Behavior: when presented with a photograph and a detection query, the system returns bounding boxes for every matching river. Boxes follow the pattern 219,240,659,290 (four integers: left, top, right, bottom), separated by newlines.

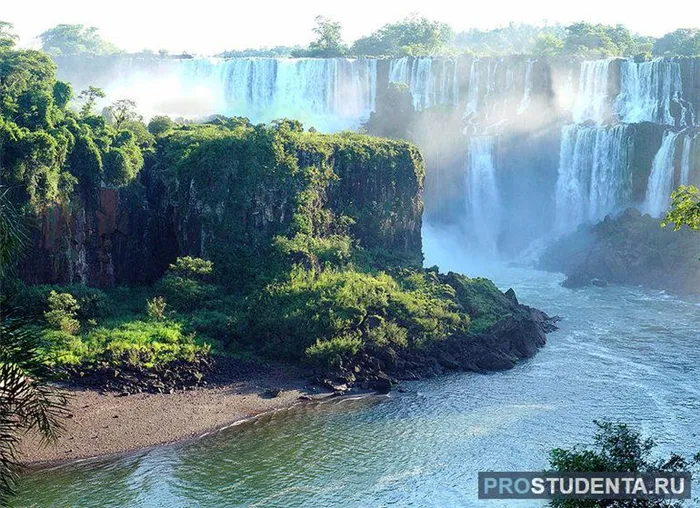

13,224,700,507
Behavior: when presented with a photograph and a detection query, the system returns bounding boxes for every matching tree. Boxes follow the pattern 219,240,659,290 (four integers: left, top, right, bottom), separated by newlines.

307,16,345,57
654,29,700,56
662,185,700,231
533,33,565,56
147,115,175,136
78,86,105,117
38,24,119,56
351,14,453,57
548,421,700,508
0,21,17,49
104,99,141,130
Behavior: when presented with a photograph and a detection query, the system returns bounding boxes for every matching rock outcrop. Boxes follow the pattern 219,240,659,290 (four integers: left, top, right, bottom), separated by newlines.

540,207,700,295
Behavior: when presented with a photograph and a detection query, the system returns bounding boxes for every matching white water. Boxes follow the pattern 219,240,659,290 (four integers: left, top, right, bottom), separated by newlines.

465,136,501,253
105,57,378,131
680,133,697,185
644,131,681,217
555,124,631,232
387,57,458,110
572,60,612,124
517,59,534,115
617,59,687,126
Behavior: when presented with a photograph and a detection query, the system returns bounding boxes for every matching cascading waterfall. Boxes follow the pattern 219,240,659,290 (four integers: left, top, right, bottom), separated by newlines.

572,60,612,124
616,59,689,127
680,134,695,185
555,124,631,232
517,59,535,114
387,57,458,110
464,59,481,118
644,131,681,217
104,57,379,131
465,136,501,253
53,54,700,256
463,58,538,128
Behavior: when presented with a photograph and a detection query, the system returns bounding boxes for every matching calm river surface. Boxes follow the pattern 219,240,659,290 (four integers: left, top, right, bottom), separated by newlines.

14,225,700,507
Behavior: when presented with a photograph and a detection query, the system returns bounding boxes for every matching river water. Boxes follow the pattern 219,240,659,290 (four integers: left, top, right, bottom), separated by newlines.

14,224,700,507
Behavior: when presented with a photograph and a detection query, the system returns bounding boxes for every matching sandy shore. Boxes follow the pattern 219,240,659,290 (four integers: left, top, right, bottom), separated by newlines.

20,369,321,465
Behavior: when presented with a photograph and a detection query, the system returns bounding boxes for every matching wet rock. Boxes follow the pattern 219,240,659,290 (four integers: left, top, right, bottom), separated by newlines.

372,372,394,393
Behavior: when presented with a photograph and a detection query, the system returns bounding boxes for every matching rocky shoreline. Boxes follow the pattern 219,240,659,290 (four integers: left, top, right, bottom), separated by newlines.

22,287,556,466
313,292,557,394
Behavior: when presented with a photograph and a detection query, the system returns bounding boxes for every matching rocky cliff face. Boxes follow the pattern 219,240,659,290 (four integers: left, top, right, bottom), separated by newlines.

20,127,425,287
540,208,700,295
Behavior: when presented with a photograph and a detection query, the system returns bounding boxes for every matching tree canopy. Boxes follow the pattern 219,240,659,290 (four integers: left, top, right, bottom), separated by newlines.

0,47,143,212
215,16,698,58
306,16,346,57
38,24,120,56
351,14,453,56
653,28,700,56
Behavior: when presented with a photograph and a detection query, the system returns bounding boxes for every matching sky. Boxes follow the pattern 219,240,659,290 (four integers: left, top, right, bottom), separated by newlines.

4,0,698,55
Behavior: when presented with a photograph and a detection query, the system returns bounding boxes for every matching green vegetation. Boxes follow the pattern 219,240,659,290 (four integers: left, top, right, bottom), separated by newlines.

663,185,700,231
213,16,697,58
0,40,526,380
548,421,700,507
350,14,453,57
0,174,67,504
3,17,698,59
0,46,144,214
304,16,346,57
653,29,700,57
38,24,120,56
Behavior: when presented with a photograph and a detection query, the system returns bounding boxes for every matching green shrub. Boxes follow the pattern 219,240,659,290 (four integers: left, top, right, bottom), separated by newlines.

146,296,167,321
305,333,363,367
169,256,213,280
244,266,468,360
155,274,218,312
366,319,408,348
187,310,237,342
42,319,210,368
16,284,111,319
44,291,80,334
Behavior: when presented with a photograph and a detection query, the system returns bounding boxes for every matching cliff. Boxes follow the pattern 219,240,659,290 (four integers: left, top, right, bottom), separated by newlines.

20,123,425,287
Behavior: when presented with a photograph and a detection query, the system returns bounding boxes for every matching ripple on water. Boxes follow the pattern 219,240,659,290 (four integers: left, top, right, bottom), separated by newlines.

13,264,700,508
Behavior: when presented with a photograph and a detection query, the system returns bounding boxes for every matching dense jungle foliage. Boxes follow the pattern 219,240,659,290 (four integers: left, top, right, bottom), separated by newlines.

0,41,512,377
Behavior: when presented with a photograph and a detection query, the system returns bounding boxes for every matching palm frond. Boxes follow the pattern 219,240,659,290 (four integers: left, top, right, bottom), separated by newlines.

0,188,28,278
0,305,68,504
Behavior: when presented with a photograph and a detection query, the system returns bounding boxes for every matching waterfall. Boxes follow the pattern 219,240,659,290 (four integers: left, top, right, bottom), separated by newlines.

464,59,481,118
680,134,695,185
572,60,612,124
463,58,537,129
617,59,686,127
465,136,501,252
644,131,681,217
517,59,535,114
99,57,379,131
387,57,458,110
555,124,631,232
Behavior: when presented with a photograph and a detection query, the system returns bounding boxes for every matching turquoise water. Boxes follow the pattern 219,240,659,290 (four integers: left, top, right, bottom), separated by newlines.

13,226,700,507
